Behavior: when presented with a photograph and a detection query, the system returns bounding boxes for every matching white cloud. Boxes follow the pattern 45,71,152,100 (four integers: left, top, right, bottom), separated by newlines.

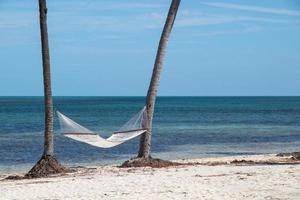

197,25,261,37
205,2,300,16
176,14,294,27
52,1,165,12
1,1,299,44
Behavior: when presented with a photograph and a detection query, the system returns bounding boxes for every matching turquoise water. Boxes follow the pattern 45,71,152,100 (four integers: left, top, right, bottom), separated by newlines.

0,96,300,174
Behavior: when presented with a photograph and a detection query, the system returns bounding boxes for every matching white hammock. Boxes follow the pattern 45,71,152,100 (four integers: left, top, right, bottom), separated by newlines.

57,107,147,148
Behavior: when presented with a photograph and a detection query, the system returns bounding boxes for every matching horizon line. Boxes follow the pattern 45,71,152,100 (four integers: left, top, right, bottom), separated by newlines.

0,95,300,98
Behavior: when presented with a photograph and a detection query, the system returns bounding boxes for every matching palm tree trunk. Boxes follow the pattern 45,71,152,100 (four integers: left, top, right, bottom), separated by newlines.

138,0,181,158
26,0,65,178
39,0,54,156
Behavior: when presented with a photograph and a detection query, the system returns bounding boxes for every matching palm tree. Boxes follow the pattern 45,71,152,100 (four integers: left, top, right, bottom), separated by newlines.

138,0,181,158
26,0,65,178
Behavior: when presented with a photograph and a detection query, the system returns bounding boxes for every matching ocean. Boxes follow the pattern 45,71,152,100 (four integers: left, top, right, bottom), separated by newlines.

0,96,300,174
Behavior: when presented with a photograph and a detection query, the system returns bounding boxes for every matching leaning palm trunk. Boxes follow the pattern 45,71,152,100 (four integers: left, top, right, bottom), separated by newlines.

26,0,65,178
138,0,181,158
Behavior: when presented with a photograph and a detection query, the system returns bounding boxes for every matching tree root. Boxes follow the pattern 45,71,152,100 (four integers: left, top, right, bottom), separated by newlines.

120,157,182,168
25,155,67,178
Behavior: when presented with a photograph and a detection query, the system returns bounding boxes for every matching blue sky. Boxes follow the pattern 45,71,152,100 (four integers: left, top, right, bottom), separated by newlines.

0,0,300,96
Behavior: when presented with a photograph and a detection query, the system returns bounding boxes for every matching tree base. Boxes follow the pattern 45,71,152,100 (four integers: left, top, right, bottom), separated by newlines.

25,155,67,178
120,157,182,168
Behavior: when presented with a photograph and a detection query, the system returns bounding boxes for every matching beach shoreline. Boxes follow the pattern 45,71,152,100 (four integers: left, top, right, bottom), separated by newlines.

1,154,300,199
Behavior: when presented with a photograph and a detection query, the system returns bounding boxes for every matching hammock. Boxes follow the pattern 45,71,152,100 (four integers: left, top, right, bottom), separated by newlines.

57,107,147,148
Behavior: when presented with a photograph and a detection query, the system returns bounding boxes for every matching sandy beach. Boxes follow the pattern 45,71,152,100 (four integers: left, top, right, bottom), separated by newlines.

1,154,300,200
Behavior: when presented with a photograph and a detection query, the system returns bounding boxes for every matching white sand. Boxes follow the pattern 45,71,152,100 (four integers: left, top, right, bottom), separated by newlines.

1,154,300,200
